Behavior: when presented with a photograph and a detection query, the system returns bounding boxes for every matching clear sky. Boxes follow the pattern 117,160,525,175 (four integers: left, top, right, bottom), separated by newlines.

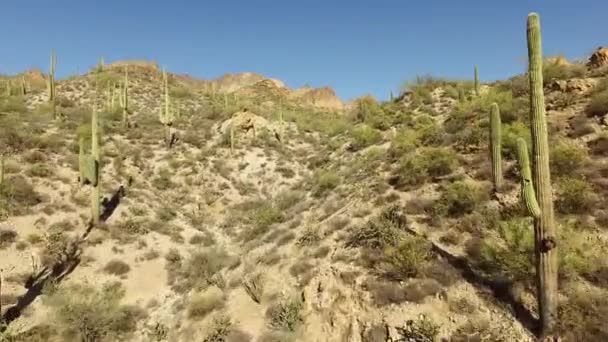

0,1,605,101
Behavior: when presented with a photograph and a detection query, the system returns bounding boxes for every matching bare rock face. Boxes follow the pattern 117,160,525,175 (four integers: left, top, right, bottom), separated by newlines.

588,47,608,68
291,86,344,110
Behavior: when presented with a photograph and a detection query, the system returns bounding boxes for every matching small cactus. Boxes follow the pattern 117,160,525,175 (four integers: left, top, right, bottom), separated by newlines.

490,103,503,192
474,65,480,96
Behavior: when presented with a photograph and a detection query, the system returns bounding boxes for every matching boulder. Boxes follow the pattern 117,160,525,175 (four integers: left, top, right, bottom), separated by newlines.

588,47,608,68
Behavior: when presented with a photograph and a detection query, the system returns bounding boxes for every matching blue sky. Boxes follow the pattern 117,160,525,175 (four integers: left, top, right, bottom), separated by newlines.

0,1,605,101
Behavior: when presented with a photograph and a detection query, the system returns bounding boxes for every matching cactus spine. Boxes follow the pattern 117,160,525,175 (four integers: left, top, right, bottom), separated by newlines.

91,108,100,225
48,49,57,119
490,103,503,192
516,13,557,336
121,67,129,127
474,65,479,96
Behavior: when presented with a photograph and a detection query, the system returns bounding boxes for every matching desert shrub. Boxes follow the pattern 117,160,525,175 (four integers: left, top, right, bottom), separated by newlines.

170,247,231,292
586,89,608,117
350,124,382,151
202,315,251,342
347,205,406,249
388,129,419,160
502,121,531,159
364,279,407,305
550,138,588,176
542,58,586,85
392,148,458,189
558,289,608,341
246,201,283,239
267,296,304,332
311,169,340,197
396,316,440,342
43,282,144,341
188,286,225,319
103,260,131,276
0,228,17,248
383,234,432,279
433,181,489,218
0,175,43,218
555,176,598,214
475,217,534,283
296,226,321,246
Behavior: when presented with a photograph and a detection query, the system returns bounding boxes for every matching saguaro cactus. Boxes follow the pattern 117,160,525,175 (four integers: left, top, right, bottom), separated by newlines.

160,68,176,147
490,103,503,192
21,76,27,96
90,109,101,225
474,65,480,96
516,13,558,336
48,49,57,119
0,154,4,186
121,67,129,127
5,80,10,97
78,110,101,225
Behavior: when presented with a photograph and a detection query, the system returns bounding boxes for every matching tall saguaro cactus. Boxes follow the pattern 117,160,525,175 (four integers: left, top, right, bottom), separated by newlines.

48,49,57,119
516,13,558,336
0,154,4,186
474,65,480,96
78,110,101,225
160,68,175,147
490,103,502,192
121,67,129,127
90,109,101,225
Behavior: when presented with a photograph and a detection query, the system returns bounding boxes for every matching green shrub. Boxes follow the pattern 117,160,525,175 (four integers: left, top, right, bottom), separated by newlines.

347,206,406,249
555,177,598,214
543,58,586,85
311,169,340,197
502,121,531,159
103,260,131,276
433,181,488,218
188,286,225,319
586,90,608,117
383,234,432,280
267,296,304,332
550,139,588,176
170,247,231,292
388,129,419,160
397,316,440,342
350,125,382,151
43,282,144,341
392,148,458,189
476,217,535,283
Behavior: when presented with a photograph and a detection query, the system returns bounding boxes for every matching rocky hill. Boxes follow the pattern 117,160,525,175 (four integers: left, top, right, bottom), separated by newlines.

1,36,608,342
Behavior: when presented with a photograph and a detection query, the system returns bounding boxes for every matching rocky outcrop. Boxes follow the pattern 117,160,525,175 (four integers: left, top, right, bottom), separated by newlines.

588,47,608,68
549,78,598,94
291,86,344,110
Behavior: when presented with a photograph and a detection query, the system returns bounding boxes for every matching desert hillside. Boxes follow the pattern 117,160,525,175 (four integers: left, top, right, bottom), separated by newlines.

1,39,608,342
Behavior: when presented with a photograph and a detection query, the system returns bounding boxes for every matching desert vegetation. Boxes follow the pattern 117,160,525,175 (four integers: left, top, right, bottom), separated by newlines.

1,11,607,342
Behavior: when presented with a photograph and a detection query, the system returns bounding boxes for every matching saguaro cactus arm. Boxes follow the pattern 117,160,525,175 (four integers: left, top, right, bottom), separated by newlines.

516,138,541,218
